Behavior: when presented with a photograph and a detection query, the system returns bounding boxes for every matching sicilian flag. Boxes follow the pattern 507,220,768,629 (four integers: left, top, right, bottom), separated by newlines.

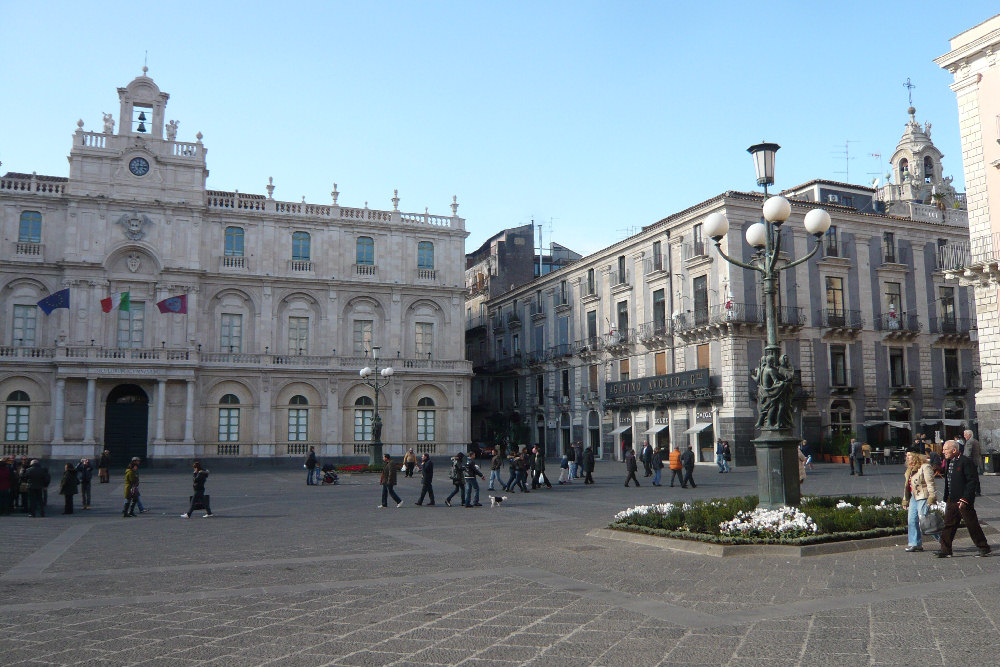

101,292,130,313
156,294,188,314
37,288,70,315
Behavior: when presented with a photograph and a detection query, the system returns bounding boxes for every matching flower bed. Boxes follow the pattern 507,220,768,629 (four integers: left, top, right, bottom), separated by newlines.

336,464,383,473
610,495,913,545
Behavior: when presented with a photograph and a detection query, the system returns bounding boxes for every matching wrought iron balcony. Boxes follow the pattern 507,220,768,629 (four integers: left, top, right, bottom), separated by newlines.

930,317,976,335
637,320,671,341
819,308,863,329
875,312,920,333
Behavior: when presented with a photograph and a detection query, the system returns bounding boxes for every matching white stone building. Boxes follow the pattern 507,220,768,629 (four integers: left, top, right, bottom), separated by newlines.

0,70,471,463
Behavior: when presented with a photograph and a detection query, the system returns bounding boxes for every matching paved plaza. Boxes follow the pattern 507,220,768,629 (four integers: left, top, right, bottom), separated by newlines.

2,460,1000,666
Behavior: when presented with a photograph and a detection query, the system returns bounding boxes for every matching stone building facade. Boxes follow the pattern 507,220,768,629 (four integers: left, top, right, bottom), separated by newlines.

471,116,976,466
937,14,1000,449
0,71,471,463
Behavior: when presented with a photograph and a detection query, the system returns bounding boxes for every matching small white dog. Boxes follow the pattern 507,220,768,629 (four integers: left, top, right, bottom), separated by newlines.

490,495,508,508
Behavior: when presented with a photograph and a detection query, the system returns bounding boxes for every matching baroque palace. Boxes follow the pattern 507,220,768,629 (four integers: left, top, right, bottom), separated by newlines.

0,70,471,462
469,108,978,467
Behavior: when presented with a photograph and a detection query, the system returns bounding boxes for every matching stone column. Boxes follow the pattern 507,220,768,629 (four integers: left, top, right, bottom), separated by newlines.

155,380,166,442
84,378,96,443
52,378,66,443
184,380,195,443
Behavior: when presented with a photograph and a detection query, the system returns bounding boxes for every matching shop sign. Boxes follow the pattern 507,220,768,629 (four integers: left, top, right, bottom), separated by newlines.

605,369,710,402
696,411,713,420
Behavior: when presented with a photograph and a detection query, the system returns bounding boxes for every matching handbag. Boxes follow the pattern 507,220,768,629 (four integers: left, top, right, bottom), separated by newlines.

128,485,140,500
919,511,944,535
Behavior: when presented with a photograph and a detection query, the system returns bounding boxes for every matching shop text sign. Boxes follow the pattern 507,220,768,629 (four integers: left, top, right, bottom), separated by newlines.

606,369,710,400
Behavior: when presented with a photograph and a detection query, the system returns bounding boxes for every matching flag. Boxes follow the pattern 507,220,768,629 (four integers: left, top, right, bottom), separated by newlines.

37,288,70,315
101,292,130,313
156,294,188,314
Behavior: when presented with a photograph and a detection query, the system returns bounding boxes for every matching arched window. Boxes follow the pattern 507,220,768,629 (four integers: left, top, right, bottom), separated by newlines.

898,158,909,183
417,241,434,270
18,211,42,243
292,231,311,261
417,397,435,441
218,394,240,441
354,395,374,441
356,236,374,266
830,399,852,436
288,395,308,441
4,390,30,442
224,227,245,257
923,156,934,183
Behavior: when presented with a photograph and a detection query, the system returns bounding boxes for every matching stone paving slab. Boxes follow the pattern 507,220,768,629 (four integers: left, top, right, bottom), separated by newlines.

2,462,1000,665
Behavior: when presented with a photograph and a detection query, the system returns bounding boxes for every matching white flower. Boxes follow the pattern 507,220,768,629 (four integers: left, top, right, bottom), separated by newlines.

836,501,855,509
719,506,818,537
613,503,676,523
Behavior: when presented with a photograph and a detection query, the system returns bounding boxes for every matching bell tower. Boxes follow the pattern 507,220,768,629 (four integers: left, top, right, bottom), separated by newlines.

117,66,170,138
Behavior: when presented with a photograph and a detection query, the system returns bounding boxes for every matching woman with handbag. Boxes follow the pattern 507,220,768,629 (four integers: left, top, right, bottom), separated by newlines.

902,451,938,552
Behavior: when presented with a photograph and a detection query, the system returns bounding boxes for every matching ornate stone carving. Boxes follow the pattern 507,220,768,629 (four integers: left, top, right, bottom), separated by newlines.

102,113,115,134
116,211,153,240
165,120,178,141
127,253,142,273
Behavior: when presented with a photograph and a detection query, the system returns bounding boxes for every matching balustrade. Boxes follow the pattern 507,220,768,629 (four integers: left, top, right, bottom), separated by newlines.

417,268,437,280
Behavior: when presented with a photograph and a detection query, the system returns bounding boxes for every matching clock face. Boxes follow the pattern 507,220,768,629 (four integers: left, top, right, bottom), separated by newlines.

129,157,150,176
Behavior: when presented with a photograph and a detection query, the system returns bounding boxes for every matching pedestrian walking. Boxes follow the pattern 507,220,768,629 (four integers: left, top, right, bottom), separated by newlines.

532,446,551,489
98,449,111,484
651,446,664,485
58,463,79,515
304,446,318,485
25,459,48,517
378,454,403,508
76,458,93,509
798,447,807,485
181,460,214,518
567,443,577,480
902,451,937,552
624,448,640,487
799,440,813,470
680,445,697,488
668,446,684,487
446,452,467,506
488,451,503,490
574,442,584,478
403,448,417,478
510,453,530,493
415,453,435,505
963,429,983,496
122,460,139,518
716,439,731,473
640,440,653,477
558,453,570,484
582,445,596,484
848,438,863,476
937,440,991,558
463,455,485,507
503,452,518,492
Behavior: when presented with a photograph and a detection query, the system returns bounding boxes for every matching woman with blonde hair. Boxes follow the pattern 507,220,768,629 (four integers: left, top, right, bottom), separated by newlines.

902,450,937,552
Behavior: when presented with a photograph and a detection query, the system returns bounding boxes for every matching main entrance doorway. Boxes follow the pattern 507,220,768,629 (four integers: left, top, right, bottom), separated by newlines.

104,384,149,463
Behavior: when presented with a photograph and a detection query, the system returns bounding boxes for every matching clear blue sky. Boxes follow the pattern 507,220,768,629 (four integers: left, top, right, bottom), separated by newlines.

1,2,997,256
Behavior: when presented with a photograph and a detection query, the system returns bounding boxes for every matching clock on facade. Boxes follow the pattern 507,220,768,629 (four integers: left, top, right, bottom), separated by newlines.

128,157,150,176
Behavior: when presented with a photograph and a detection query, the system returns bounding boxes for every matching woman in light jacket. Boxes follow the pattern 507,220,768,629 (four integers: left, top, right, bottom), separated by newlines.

902,451,938,552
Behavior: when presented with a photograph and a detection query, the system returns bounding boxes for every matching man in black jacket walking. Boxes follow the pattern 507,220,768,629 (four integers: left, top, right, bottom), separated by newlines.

937,440,990,557
304,447,318,485
415,453,435,506
680,445,697,489
181,460,213,518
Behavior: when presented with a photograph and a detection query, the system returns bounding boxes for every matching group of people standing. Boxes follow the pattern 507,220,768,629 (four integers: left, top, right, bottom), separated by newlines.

0,456,99,517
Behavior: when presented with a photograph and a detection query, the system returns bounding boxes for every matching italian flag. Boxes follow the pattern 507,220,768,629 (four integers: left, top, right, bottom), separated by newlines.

101,292,131,313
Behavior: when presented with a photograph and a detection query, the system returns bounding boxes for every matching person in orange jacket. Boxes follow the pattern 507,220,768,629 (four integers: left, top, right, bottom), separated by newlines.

668,446,684,487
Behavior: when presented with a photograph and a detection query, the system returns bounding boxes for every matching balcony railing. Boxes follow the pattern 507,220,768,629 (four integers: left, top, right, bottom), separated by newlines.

221,255,247,270
574,337,604,354
643,254,666,275
15,242,42,257
354,263,377,277
604,328,635,347
682,241,707,261
529,302,545,318
506,311,522,327
417,268,437,280
819,309,863,329
875,312,920,333
466,314,487,330
288,259,313,272
548,343,573,358
637,321,670,340
930,317,976,335
611,269,631,288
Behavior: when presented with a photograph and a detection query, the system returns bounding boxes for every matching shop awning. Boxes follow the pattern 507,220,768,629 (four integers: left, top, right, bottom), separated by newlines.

920,418,942,425
887,421,910,429
609,425,632,436
942,419,965,426
863,420,886,427
684,422,713,435
643,423,669,435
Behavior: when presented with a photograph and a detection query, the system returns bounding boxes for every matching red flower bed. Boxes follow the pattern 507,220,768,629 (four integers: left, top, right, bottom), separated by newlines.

337,464,369,472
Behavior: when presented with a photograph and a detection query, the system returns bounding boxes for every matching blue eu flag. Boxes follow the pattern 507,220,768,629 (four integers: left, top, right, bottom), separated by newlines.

37,288,70,315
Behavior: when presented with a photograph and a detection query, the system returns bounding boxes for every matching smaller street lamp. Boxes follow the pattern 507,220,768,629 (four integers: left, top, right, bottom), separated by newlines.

359,345,395,466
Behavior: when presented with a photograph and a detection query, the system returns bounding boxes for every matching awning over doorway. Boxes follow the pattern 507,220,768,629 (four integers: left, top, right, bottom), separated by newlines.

609,425,632,436
863,420,886,427
643,423,669,435
942,419,965,426
684,422,713,435
920,418,942,425
887,421,910,429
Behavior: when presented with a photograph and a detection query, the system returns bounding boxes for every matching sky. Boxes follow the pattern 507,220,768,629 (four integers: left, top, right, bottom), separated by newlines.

1,1,997,257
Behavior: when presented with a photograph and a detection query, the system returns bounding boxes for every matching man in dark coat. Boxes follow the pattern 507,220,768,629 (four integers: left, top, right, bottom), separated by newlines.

24,459,48,518
680,445,697,489
76,458,93,509
582,446,596,484
181,460,213,518
304,446,318,485
640,441,653,477
0,456,13,515
415,453,435,506
624,448,640,487
532,446,551,489
937,439,991,557
378,454,403,508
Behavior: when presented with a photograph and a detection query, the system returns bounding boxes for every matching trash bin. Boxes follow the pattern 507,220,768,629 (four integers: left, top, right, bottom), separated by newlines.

985,450,999,474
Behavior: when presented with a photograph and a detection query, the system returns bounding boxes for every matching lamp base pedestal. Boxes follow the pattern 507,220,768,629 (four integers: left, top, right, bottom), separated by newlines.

752,432,802,508
369,442,383,468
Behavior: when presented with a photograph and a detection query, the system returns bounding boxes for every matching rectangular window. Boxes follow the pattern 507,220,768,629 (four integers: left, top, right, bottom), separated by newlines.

291,232,310,261
536,375,544,402
944,349,961,388
825,276,844,314
417,241,434,269
830,344,848,386
117,302,145,349
532,325,544,354
654,351,667,375
288,409,308,441
883,232,896,263
12,305,37,347
889,348,906,387
824,226,838,257
696,343,710,370
512,333,520,355
353,320,373,355
652,289,666,331
693,223,704,255
356,237,375,265
589,364,598,391
513,379,520,405
288,316,309,355
652,240,662,270
354,408,373,441
619,358,630,382
218,408,240,441
417,410,435,441
693,275,708,325
415,322,434,355
617,255,626,284
586,268,595,295
5,406,29,441
940,286,956,322
586,310,597,343
885,282,902,313
18,211,42,243
220,313,243,353
558,316,569,346
559,280,567,304
616,300,628,333
536,290,542,308
561,369,570,397
224,227,245,257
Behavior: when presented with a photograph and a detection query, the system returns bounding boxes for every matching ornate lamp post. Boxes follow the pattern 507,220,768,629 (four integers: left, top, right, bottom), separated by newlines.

359,346,395,466
703,143,831,508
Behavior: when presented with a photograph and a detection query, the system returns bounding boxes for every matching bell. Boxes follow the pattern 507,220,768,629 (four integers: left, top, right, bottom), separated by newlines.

138,111,147,121
137,122,146,133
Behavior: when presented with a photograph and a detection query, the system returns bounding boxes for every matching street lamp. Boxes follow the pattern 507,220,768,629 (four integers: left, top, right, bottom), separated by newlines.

359,345,395,466
703,142,831,508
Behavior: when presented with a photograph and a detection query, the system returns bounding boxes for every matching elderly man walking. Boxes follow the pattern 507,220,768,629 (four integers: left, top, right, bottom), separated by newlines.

937,439,991,558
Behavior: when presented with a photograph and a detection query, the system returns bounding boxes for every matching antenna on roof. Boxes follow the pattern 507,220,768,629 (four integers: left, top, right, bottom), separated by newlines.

831,140,858,183
867,152,885,187
616,226,641,239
